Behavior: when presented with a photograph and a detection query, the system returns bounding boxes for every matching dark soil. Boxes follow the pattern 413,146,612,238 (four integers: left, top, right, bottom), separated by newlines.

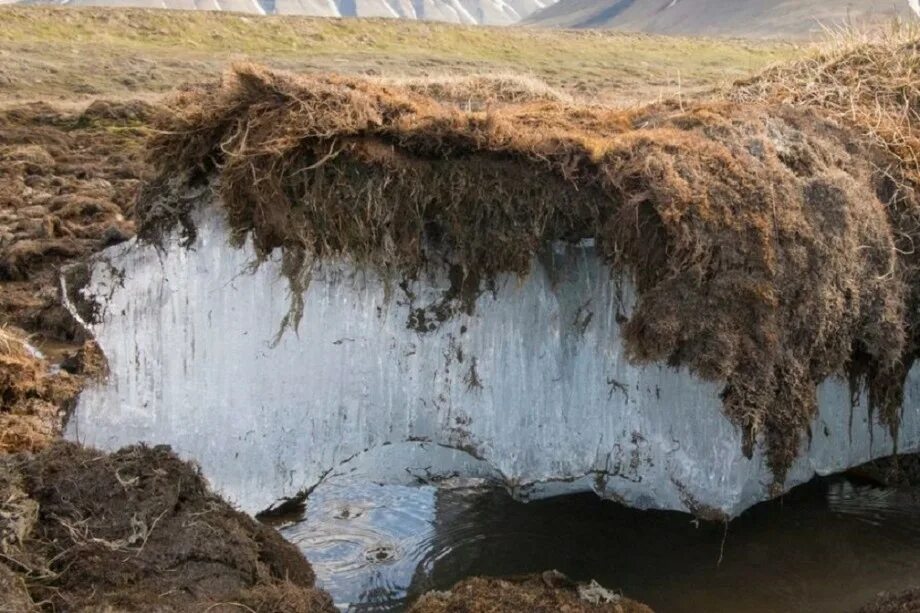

409,572,654,613
0,441,335,612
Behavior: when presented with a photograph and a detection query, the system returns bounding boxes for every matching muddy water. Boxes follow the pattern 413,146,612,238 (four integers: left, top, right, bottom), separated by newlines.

280,474,920,612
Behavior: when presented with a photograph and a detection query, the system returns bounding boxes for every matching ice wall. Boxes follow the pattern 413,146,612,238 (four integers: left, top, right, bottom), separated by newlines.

65,206,920,517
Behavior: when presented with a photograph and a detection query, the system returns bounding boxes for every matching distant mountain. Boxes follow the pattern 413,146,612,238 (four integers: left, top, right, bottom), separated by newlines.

526,0,919,37
14,0,555,24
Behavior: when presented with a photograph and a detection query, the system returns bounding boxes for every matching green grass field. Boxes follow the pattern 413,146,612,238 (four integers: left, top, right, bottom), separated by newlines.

0,6,800,105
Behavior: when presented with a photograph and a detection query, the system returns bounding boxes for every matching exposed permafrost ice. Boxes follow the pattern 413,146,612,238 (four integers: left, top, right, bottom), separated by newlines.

66,207,920,517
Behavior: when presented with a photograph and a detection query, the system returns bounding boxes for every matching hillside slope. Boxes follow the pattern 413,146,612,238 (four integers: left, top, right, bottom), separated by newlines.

15,0,553,24
527,0,918,37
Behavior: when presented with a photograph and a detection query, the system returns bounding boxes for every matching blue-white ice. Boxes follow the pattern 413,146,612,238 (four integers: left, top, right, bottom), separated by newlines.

65,206,920,517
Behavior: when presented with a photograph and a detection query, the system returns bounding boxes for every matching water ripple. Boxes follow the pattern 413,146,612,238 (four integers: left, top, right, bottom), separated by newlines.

280,475,920,612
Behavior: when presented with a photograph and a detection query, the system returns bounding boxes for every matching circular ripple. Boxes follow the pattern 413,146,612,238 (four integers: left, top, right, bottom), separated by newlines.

281,481,437,610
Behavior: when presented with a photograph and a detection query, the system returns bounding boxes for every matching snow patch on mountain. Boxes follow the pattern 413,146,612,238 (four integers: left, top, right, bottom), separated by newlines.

14,0,551,23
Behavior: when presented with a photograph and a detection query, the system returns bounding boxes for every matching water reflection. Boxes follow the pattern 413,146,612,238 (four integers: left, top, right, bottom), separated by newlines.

280,475,920,612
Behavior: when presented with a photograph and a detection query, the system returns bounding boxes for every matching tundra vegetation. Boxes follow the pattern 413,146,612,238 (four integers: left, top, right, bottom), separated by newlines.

1,6,920,611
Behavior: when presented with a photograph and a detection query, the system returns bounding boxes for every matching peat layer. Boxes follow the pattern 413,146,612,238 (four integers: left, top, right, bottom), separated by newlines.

142,35,920,484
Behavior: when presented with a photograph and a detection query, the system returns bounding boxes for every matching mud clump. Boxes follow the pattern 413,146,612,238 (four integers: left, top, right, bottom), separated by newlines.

0,100,151,344
0,441,335,612
409,572,653,612
858,588,920,613
144,53,920,484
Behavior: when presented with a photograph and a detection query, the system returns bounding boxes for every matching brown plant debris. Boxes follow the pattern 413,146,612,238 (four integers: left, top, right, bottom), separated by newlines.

0,441,335,612
143,41,920,485
0,100,151,344
732,28,920,181
409,572,653,613
0,327,80,455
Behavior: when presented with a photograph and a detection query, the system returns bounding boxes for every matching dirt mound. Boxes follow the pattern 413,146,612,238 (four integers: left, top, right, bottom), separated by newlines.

142,58,920,484
0,441,335,612
409,572,653,612
0,100,151,345
858,588,920,613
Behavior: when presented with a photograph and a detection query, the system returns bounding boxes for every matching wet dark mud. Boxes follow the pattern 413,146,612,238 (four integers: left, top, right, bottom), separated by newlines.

0,441,335,612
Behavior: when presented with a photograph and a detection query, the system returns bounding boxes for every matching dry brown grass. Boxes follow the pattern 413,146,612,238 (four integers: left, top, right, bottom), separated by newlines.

0,326,29,360
733,23,920,178
733,24,920,440
0,326,80,455
373,72,573,109
0,100,149,346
